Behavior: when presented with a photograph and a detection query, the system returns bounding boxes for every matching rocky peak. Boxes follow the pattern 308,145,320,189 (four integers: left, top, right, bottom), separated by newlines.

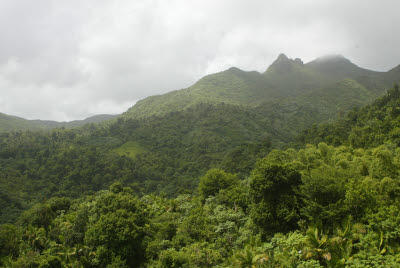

266,53,303,73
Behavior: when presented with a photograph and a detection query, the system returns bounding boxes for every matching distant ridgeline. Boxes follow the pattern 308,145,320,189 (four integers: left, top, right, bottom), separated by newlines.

0,113,118,132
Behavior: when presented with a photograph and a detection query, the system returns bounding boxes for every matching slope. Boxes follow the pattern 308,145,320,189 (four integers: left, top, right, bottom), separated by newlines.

297,85,400,148
0,112,48,132
0,103,274,222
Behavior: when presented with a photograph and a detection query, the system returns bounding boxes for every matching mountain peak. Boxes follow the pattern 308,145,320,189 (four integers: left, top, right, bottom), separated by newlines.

314,54,351,63
306,54,358,69
266,53,303,73
305,54,372,79
387,64,400,73
276,53,289,61
226,66,243,73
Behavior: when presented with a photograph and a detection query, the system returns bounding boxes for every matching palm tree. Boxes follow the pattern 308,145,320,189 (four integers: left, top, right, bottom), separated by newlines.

328,217,364,266
303,226,329,262
24,226,47,253
231,245,269,268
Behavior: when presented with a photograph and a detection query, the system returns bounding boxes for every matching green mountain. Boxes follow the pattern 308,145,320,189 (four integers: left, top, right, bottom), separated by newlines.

0,113,118,132
120,54,400,156
0,112,46,132
125,54,399,120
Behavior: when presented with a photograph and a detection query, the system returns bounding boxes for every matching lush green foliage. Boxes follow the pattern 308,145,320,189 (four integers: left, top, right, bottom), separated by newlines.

250,160,302,235
2,138,400,266
0,102,279,224
198,169,239,200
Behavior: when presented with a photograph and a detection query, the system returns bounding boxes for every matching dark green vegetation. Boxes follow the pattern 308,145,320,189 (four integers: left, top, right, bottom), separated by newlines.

1,55,400,266
0,113,117,132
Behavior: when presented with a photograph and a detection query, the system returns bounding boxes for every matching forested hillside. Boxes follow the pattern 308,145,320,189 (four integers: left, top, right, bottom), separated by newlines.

298,84,400,148
0,103,274,224
1,88,400,266
3,81,395,226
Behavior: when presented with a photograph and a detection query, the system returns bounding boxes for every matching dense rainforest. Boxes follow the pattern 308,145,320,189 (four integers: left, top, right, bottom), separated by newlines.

1,88,400,267
1,54,400,267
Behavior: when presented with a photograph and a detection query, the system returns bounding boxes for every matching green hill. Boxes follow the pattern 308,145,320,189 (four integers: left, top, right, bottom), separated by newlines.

0,113,118,132
0,113,47,132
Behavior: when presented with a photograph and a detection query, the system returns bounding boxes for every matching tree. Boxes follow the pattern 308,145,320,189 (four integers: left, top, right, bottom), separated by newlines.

249,160,302,235
198,169,239,199
84,187,149,267
0,224,20,264
300,166,348,225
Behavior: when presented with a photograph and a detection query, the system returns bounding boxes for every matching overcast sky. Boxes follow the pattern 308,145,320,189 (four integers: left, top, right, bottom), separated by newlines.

0,0,399,121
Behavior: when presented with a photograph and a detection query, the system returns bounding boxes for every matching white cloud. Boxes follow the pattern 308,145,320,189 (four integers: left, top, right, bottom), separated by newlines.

0,0,399,120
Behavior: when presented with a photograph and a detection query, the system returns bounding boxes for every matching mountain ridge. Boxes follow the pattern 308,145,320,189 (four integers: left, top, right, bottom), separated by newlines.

2,54,400,133
125,54,400,120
